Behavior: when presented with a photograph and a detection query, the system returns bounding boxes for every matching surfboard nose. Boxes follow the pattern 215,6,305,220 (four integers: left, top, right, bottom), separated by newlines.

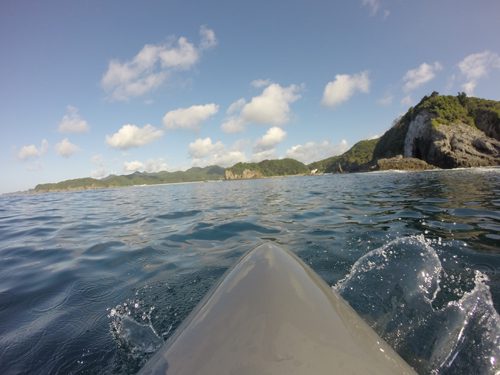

140,243,416,375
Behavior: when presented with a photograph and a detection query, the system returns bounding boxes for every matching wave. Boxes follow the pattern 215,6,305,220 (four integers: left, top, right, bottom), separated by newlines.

334,235,500,374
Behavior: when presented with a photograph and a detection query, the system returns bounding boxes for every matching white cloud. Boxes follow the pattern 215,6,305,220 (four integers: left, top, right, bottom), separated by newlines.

163,103,219,130
241,83,301,125
322,71,370,107
251,149,277,162
401,95,413,106
58,106,89,133
402,62,442,92
17,139,48,160
91,168,108,179
123,158,169,173
101,26,216,101
285,140,349,164
189,138,246,167
106,124,163,149
221,117,246,133
199,25,217,50
124,160,144,173
221,83,301,133
254,127,287,152
362,0,381,15
188,137,224,159
144,158,169,173
458,51,500,95
226,98,246,115
251,79,272,88
55,138,79,158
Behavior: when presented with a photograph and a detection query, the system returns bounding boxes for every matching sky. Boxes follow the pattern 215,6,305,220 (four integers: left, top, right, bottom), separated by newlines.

1,0,500,193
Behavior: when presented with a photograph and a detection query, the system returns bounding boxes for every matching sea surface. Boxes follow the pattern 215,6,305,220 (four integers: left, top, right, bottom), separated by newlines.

0,168,499,374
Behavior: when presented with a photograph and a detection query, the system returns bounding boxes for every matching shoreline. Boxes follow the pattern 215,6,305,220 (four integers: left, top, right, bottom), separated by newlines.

6,165,498,196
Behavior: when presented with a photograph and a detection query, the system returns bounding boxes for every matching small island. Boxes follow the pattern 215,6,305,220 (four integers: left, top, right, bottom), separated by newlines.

33,93,499,192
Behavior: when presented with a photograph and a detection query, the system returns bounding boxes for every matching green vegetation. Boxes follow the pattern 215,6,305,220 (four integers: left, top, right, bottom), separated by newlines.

34,166,225,192
226,158,309,177
308,138,379,173
373,92,500,159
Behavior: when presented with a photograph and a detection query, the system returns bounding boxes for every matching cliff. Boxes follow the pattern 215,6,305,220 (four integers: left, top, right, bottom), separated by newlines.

374,93,500,168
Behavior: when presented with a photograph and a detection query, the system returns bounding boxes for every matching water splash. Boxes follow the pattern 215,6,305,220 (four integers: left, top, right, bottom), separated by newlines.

334,235,500,375
107,298,163,368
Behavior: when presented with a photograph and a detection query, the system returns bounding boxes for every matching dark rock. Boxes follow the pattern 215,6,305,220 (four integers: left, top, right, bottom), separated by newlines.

376,156,436,171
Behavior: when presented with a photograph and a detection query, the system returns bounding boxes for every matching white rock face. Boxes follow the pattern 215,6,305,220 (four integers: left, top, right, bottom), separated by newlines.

404,112,430,157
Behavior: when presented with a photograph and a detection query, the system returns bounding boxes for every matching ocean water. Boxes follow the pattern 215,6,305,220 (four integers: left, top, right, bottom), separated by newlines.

0,168,499,374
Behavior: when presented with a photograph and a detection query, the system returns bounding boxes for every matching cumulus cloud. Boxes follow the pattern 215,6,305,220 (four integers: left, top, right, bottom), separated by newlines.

101,26,216,101
144,158,169,173
322,71,370,107
189,137,246,167
58,106,89,133
55,138,79,158
17,139,48,160
163,103,219,130
251,149,278,162
222,83,301,133
402,62,442,92
106,124,163,149
123,158,169,173
221,117,246,133
285,140,349,164
458,51,500,95
188,137,224,158
242,83,301,125
254,127,287,152
124,160,144,173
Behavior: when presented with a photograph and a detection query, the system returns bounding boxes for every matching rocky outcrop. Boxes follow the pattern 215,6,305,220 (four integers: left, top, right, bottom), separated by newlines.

224,169,263,180
376,155,436,171
403,112,500,168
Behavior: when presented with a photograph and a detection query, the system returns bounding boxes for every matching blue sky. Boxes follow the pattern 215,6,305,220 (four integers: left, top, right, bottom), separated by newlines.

2,0,500,193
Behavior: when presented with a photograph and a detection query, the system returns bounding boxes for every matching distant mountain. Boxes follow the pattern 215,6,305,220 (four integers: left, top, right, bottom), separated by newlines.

34,166,225,192
224,159,309,179
32,93,500,192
